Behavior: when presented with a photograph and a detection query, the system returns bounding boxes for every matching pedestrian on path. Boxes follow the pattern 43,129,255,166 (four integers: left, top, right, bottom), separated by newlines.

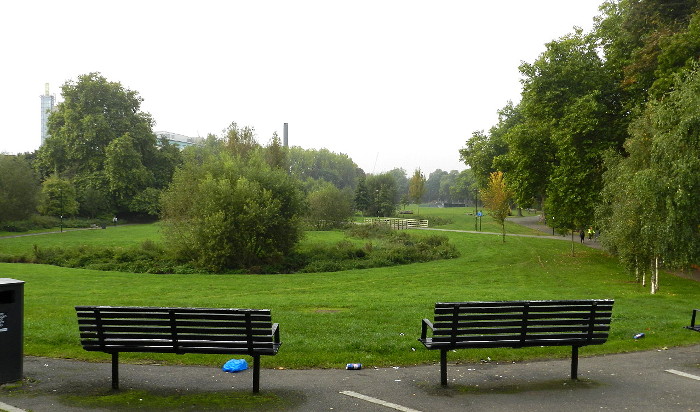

580,229,585,243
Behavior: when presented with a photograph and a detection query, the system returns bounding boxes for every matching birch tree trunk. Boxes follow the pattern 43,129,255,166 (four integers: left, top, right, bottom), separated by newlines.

650,256,659,294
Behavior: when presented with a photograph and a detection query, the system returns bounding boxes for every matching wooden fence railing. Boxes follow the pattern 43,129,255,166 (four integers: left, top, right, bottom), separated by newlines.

364,218,428,229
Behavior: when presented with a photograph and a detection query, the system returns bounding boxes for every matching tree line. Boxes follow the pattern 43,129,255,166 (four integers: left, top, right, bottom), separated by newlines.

0,72,474,270
459,0,700,292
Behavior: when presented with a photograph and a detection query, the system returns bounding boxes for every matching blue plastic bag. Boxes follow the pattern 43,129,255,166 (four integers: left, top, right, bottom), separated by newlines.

222,358,248,373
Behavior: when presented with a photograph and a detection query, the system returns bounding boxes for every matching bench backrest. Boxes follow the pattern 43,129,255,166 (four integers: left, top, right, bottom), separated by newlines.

75,306,278,355
431,299,613,348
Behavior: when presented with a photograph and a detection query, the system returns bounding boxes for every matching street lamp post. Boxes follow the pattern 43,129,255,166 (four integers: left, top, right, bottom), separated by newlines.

474,189,478,231
59,188,63,233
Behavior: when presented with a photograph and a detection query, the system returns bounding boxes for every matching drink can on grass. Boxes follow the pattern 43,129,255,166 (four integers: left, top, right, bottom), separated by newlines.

346,363,362,370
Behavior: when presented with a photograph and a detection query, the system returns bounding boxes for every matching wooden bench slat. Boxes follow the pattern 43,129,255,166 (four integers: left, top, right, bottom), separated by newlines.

435,312,613,321
433,319,611,328
78,320,273,330
430,327,611,336
435,300,613,307
79,332,277,342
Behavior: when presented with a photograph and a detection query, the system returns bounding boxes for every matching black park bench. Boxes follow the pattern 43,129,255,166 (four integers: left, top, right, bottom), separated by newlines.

419,299,614,386
686,309,700,332
75,306,281,393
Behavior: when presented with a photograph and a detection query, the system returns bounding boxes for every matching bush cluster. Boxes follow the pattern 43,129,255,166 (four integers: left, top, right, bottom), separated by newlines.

20,227,460,275
292,231,459,273
0,215,117,233
30,241,199,274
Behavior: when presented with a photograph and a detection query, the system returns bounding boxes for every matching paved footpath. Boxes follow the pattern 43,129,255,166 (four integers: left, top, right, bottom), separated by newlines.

1,345,699,411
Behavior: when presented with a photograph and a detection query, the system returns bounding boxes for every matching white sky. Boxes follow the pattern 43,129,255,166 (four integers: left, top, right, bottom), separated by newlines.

1,0,603,175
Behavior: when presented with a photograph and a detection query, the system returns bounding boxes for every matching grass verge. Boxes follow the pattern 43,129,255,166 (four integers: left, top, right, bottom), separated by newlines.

0,207,698,369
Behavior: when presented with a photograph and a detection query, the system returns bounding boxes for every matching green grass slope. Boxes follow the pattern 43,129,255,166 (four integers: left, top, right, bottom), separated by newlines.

1,217,698,369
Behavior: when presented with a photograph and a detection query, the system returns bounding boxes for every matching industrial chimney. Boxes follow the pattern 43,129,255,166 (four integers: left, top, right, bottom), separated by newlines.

283,123,288,147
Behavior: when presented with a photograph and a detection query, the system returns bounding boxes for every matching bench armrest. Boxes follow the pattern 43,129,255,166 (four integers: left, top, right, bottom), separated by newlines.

421,318,435,340
272,323,280,344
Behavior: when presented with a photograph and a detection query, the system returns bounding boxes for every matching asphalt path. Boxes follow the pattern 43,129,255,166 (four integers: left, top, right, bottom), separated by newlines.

1,345,699,411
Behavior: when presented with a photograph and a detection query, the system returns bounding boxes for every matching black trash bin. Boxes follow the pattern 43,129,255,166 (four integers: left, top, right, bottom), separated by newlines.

0,278,24,384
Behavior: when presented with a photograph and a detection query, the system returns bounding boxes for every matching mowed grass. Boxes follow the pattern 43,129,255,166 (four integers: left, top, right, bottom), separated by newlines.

410,205,546,235
0,224,161,257
0,210,698,370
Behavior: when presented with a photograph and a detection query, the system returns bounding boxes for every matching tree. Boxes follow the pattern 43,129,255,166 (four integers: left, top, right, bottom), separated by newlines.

515,30,624,245
288,147,362,190
364,173,398,217
460,102,514,190
439,171,460,203
424,169,447,202
460,130,507,190
264,132,288,170
408,168,426,211
450,169,477,205
224,122,259,159
387,168,408,199
480,171,513,242
104,134,153,210
0,155,39,222
306,183,354,230
493,105,552,210
35,72,167,216
354,176,371,214
599,66,700,293
37,175,79,218
161,151,305,272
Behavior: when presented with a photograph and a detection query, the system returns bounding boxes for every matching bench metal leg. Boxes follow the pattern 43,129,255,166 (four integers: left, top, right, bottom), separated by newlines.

571,346,579,380
440,349,448,386
252,355,260,393
111,352,119,390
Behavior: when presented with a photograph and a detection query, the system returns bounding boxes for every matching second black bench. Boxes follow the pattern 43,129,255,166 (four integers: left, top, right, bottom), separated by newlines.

419,299,614,386
75,306,281,393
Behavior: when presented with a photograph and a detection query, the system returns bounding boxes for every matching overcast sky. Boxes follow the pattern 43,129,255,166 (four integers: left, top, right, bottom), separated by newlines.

1,0,604,175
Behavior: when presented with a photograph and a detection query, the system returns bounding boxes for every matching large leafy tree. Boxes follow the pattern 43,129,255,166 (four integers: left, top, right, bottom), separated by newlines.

424,169,448,202
35,72,169,216
459,129,507,190
363,173,398,217
354,176,371,214
517,30,624,235
37,175,79,217
0,155,40,222
104,134,153,209
494,105,552,210
306,183,354,230
599,66,700,293
387,168,408,199
450,169,477,205
596,0,700,109
288,147,362,190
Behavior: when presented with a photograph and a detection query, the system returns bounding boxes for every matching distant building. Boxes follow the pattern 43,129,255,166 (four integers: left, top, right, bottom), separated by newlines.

40,83,56,145
154,131,203,149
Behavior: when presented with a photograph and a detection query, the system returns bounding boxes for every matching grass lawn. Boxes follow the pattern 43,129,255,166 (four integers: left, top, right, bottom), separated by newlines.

0,209,698,370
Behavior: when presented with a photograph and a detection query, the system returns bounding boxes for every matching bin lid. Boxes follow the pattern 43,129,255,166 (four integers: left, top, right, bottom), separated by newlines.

0,278,24,286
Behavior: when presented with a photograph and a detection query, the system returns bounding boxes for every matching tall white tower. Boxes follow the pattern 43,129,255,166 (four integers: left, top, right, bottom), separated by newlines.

40,83,55,145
